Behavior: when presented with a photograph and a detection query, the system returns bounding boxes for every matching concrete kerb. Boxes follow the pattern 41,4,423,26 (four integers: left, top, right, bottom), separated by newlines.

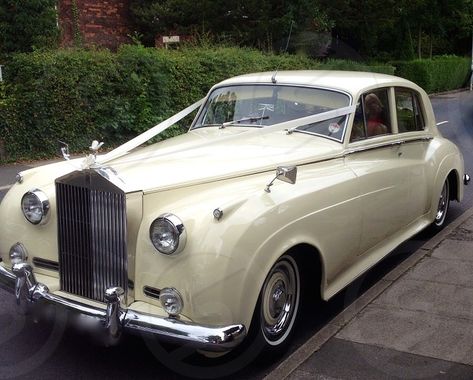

263,206,473,380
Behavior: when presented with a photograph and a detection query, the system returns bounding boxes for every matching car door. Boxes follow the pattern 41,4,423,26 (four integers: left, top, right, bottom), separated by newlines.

345,88,410,255
394,87,432,223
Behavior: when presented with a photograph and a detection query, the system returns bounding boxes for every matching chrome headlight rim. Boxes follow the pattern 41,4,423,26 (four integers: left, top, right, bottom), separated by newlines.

21,189,50,225
149,213,187,255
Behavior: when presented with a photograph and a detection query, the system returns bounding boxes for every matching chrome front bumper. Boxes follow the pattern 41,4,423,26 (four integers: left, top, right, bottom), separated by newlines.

0,262,246,352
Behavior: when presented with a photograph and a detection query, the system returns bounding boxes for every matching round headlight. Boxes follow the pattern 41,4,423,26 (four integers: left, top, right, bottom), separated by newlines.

9,243,28,265
160,287,184,317
21,189,50,225
149,213,186,255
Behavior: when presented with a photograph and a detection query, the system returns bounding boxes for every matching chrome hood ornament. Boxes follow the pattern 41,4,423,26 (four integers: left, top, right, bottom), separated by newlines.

90,140,104,155
82,140,104,169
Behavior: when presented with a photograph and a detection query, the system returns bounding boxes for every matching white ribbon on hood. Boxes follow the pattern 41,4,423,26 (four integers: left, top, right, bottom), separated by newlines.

94,100,356,166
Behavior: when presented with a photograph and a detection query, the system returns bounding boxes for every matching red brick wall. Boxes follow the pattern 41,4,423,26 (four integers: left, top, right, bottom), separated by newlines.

58,0,131,50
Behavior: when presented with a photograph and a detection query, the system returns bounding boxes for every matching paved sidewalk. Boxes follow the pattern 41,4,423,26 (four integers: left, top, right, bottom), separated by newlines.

265,208,473,380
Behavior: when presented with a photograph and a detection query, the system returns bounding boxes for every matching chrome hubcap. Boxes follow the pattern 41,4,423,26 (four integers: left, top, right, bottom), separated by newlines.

261,257,299,345
435,181,449,226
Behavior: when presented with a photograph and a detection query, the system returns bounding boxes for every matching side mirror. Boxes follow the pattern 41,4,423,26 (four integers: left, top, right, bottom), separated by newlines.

265,166,297,193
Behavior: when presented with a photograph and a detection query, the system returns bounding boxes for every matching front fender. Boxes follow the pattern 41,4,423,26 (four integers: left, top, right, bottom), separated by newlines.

134,159,361,330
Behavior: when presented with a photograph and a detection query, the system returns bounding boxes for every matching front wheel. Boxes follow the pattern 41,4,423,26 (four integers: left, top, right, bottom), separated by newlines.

256,254,300,352
432,179,450,230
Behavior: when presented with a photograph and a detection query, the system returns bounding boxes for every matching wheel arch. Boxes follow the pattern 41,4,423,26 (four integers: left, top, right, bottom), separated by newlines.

242,241,326,332
285,243,325,301
429,152,464,223
447,169,460,202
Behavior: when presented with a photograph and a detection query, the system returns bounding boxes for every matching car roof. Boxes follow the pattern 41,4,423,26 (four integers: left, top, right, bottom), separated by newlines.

214,70,422,99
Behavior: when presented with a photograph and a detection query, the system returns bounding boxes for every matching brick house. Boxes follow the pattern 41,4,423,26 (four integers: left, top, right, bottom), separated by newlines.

58,0,132,50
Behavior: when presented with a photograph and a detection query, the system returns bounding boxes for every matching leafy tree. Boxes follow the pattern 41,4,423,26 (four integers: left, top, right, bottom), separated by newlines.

395,0,473,58
129,0,333,52
320,0,473,60
0,0,58,55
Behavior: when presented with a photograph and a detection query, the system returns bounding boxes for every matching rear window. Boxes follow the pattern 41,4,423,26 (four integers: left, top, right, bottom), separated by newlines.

395,88,425,132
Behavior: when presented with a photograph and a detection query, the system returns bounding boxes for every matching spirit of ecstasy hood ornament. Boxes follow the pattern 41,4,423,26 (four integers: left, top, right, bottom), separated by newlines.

82,140,104,169
90,140,104,155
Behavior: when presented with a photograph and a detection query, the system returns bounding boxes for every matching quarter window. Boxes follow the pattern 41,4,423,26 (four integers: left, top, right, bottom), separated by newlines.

395,89,425,132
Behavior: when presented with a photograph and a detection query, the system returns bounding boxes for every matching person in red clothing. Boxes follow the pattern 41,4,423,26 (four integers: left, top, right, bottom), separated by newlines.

365,93,388,136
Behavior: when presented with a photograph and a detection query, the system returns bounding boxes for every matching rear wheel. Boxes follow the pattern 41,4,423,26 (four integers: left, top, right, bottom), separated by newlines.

432,179,450,230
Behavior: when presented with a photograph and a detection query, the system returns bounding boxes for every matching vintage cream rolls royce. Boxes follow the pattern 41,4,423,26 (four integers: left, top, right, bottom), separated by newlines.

0,71,469,355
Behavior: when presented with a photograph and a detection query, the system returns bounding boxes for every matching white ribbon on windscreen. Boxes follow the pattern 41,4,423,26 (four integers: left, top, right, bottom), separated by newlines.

95,100,356,166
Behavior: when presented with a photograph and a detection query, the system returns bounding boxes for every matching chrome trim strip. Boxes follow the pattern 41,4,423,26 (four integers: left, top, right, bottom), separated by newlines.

345,135,433,156
0,264,246,351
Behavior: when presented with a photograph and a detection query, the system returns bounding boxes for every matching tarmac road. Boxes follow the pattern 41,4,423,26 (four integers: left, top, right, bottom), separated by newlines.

0,90,472,379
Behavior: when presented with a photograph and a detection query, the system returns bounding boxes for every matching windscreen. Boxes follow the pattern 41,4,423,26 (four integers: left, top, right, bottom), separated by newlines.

192,84,351,141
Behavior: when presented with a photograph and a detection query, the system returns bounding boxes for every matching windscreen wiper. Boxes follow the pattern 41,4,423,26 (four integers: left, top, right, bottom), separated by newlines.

220,115,269,129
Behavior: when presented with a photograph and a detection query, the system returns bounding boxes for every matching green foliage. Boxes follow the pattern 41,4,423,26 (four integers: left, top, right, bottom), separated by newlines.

1,50,122,159
71,0,83,48
322,59,395,75
0,46,441,162
319,0,473,60
394,56,471,93
129,0,333,52
0,0,58,55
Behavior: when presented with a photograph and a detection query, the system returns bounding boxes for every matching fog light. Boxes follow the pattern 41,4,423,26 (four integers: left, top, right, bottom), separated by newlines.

9,243,28,265
160,287,183,317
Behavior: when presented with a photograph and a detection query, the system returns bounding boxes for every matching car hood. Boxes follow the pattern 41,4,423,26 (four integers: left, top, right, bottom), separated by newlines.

19,128,344,194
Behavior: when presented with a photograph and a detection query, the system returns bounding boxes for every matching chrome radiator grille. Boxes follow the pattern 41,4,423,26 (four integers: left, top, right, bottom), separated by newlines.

56,170,128,303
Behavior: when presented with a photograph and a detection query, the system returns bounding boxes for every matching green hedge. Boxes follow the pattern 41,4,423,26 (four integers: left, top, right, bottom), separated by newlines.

0,45,435,162
394,56,471,93
321,59,395,75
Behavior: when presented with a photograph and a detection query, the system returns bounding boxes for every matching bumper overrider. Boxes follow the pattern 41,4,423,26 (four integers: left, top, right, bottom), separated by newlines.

0,262,246,352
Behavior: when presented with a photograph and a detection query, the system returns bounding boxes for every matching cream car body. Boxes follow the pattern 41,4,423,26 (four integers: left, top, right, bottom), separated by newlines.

0,71,467,353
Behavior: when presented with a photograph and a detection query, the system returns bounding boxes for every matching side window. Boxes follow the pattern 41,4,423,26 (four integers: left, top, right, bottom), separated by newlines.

395,88,425,132
350,88,391,141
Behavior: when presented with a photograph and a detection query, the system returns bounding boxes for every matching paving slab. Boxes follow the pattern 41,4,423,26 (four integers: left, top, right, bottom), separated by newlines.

336,305,473,366
430,239,473,261
288,338,473,380
405,257,473,287
459,216,473,232
447,216,473,241
373,278,473,320
263,323,341,380
329,279,392,328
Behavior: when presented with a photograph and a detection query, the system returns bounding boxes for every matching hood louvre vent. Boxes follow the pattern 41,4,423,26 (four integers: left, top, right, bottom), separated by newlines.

33,257,59,272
